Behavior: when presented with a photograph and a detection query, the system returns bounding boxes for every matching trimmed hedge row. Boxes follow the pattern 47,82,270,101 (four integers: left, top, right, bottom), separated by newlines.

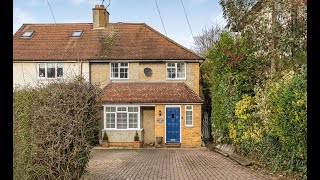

13,78,101,179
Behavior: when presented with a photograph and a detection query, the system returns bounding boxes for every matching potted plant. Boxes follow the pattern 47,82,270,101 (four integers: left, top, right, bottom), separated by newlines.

156,136,163,147
133,131,142,148
101,131,109,147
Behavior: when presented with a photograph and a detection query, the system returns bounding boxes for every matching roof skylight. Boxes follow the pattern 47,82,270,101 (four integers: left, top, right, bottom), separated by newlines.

71,30,83,37
21,31,34,38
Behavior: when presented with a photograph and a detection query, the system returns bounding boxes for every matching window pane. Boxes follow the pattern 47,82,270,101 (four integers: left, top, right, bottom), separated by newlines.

47,63,56,78
128,107,138,112
57,63,63,77
177,63,185,78
167,63,175,67
106,107,116,112
129,113,138,128
167,68,176,78
111,63,119,78
186,106,192,110
39,64,45,77
119,67,128,78
186,111,192,116
120,63,128,67
117,113,127,129
106,113,115,128
186,115,192,125
117,107,126,111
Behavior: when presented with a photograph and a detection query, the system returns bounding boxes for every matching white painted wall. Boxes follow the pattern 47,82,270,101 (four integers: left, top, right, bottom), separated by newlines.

13,62,90,87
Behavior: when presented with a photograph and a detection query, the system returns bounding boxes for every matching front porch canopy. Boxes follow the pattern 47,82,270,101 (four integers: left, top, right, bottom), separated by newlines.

100,82,203,104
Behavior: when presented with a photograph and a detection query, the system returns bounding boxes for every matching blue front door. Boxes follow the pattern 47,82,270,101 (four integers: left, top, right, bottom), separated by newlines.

166,107,180,143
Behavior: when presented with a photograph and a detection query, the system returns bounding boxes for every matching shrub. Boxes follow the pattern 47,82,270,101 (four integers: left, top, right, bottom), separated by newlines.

103,131,108,141
134,131,139,141
13,78,101,179
230,65,307,179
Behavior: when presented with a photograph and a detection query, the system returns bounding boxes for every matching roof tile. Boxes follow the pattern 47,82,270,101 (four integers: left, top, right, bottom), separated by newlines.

101,82,203,103
13,23,204,61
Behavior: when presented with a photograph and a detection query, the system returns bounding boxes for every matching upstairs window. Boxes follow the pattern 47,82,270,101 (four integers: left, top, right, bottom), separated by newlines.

71,30,83,37
38,63,63,79
166,63,186,79
110,63,129,79
21,31,34,38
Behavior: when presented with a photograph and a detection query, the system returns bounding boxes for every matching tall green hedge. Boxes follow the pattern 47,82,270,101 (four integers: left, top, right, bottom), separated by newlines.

13,78,101,179
204,32,259,143
229,66,307,179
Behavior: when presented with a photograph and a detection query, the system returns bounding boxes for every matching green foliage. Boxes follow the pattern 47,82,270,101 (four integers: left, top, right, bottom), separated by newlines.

13,88,38,180
230,66,307,179
101,29,117,57
103,131,109,141
13,78,101,179
204,32,259,143
134,131,139,141
195,1,306,178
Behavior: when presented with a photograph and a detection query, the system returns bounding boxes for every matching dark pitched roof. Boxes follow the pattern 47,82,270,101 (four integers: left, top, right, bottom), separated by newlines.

13,23,204,61
100,82,203,104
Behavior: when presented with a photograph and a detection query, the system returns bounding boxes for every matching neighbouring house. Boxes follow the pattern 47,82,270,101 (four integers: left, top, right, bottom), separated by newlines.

13,4,204,147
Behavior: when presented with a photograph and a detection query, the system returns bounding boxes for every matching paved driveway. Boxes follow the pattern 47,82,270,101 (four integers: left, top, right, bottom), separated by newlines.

82,148,279,180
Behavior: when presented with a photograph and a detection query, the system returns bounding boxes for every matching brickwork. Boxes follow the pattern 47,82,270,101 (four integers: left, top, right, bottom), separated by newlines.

83,149,279,180
90,62,198,91
181,104,202,147
154,105,166,145
139,62,166,81
108,142,133,147
193,63,200,95
90,63,110,88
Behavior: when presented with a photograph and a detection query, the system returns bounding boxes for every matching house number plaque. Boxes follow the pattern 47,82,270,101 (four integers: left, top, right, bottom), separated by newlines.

157,118,163,123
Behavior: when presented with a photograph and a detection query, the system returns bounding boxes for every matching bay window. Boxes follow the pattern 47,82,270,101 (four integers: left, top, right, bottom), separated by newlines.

104,106,140,130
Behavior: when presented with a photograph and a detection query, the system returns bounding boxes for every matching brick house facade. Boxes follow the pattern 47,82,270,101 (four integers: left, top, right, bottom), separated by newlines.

13,4,204,147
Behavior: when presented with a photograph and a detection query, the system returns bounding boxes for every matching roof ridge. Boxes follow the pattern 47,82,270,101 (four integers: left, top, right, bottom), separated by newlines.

109,22,145,25
142,24,204,60
22,23,93,25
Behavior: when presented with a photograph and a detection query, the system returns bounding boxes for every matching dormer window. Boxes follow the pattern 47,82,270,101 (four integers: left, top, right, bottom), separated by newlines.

21,31,34,38
71,30,83,37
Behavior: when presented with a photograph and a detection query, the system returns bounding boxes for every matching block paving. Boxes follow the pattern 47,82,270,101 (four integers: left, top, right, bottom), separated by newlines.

82,148,279,180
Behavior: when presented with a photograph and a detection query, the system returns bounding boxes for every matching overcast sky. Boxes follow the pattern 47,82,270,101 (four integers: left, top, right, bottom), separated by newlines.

13,0,226,49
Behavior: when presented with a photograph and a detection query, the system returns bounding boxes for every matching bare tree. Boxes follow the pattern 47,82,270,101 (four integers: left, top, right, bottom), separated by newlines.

192,23,226,56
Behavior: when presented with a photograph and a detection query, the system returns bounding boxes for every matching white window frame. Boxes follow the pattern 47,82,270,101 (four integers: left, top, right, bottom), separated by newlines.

71,30,83,37
166,62,186,80
185,105,193,127
110,62,130,80
21,31,34,38
103,105,140,130
37,63,64,80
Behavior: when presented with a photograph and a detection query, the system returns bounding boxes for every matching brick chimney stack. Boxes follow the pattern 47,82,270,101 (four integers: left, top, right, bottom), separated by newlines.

93,4,109,29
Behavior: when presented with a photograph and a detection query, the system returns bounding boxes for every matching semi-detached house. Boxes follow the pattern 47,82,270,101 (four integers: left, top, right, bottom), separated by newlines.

13,4,204,147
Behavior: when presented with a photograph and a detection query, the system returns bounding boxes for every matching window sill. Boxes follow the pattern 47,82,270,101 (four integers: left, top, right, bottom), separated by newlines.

103,128,144,132
37,78,64,81
166,78,187,80
110,78,130,80
185,125,193,128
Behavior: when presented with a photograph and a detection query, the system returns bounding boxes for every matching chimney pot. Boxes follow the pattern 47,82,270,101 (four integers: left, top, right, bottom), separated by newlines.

92,4,109,29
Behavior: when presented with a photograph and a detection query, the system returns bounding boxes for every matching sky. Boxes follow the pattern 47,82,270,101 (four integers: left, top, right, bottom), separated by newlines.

13,0,226,49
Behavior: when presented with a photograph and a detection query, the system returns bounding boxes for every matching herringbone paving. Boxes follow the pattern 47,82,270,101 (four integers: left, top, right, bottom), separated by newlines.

82,148,279,180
